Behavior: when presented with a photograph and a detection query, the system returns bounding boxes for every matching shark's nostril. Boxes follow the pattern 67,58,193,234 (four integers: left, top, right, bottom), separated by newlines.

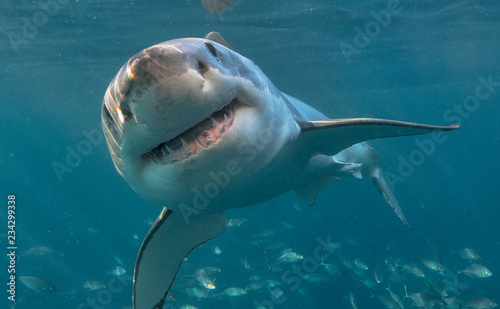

198,60,208,78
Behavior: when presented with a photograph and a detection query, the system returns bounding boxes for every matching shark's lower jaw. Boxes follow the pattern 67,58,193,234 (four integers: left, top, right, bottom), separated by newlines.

145,99,238,165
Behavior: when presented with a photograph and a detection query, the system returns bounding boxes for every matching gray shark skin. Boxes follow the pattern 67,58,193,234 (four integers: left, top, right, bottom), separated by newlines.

101,36,458,309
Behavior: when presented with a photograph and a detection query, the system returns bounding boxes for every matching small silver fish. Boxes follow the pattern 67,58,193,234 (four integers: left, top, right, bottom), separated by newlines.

276,252,303,265
386,258,402,277
266,280,281,288
459,297,498,309
18,275,56,293
248,275,264,281
227,218,247,227
375,293,400,309
17,276,56,292
353,259,369,271
374,264,384,283
21,246,53,256
184,287,210,299
325,242,342,251
402,263,425,277
431,280,449,298
269,287,284,301
241,258,250,269
301,273,328,283
324,263,346,276
349,291,359,309
222,287,247,297
422,259,444,272
386,285,404,309
213,246,222,255
197,266,221,276
405,285,447,308
107,266,126,276
460,263,492,278
82,280,106,290
245,281,267,291
196,273,216,290
359,278,377,289
454,247,481,260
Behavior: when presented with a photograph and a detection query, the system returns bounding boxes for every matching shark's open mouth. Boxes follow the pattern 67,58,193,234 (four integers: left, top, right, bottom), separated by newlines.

145,99,238,164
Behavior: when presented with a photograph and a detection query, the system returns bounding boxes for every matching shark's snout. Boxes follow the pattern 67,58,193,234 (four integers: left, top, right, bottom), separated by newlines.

102,40,244,174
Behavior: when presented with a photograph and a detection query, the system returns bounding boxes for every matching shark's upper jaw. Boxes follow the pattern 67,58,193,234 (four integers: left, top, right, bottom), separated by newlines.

102,38,278,180
144,98,238,165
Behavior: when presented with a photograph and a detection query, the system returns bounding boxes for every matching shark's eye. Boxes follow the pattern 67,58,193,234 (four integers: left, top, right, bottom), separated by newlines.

205,42,218,58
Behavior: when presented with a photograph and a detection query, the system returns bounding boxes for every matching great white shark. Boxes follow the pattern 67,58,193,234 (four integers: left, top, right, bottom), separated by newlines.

101,33,459,309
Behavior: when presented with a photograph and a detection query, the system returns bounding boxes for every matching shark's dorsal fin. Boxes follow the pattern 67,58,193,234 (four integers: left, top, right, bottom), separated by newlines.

204,32,234,50
133,208,226,309
296,118,459,157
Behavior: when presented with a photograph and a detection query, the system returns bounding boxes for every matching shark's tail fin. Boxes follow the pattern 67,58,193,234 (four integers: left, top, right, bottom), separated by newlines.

371,166,413,230
404,284,409,300
335,143,413,230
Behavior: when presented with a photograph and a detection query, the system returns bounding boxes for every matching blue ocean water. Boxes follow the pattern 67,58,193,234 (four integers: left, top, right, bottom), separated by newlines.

1,0,500,308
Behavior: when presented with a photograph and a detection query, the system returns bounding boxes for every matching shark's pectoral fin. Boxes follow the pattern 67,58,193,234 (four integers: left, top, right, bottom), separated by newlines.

133,208,227,309
295,175,340,206
296,118,459,157
295,156,363,206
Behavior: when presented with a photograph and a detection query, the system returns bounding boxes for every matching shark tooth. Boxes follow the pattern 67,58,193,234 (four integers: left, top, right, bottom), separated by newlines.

219,124,226,134
211,117,219,127
165,144,174,153
181,138,189,152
